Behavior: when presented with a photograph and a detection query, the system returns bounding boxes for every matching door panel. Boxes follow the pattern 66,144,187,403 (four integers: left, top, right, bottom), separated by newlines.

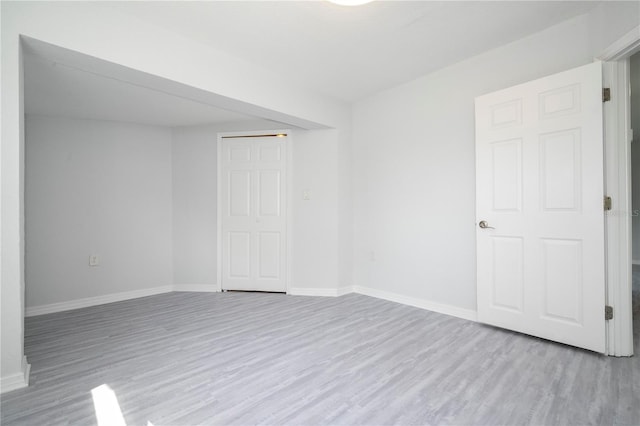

257,170,281,217
221,136,287,292
258,232,281,279
258,144,281,162
539,129,581,210
491,139,522,211
539,83,580,118
491,236,524,313
476,62,605,353
228,232,251,278
229,144,252,162
229,171,251,217
541,239,582,324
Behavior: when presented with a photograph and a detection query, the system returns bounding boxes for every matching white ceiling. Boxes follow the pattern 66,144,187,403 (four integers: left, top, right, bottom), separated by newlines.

25,1,603,127
24,53,260,127
112,0,602,103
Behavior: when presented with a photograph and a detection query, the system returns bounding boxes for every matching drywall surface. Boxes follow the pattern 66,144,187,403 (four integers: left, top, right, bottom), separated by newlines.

352,10,639,312
6,2,347,129
1,4,27,385
291,128,341,290
337,119,354,290
171,125,219,287
25,115,173,307
588,2,640,56
631,53,640,262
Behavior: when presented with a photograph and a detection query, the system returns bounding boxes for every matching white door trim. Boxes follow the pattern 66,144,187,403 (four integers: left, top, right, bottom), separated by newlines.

216,130,293,294
599,25,640,356
603,60,634,356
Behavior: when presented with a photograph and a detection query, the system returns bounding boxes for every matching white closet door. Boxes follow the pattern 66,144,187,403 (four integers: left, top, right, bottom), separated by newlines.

475,62,606,353
221,136,287,292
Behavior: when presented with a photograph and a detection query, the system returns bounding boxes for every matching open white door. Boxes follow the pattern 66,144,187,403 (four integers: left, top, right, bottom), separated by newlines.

220,135,288,292
475,62,606,353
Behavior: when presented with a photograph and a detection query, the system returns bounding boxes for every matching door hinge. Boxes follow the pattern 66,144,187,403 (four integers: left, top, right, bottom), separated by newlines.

605,305,613,321
603,88,611,102
604,196,612,211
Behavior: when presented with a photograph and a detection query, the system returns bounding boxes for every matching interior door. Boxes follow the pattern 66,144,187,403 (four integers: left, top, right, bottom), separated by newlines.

221,135,287,292
475,62,605,353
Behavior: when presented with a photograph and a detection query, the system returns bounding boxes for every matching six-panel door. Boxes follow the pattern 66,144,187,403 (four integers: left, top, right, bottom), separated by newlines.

221,136,287,292
475,62,605,353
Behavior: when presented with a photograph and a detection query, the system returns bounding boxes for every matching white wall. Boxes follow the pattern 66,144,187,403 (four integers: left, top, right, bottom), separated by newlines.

25,115,174,308
631,53,640,262
6,2,347,129
587,2,640,56
171,125,218,288
352,8,640,313
291,129,342,291
337,120,354,290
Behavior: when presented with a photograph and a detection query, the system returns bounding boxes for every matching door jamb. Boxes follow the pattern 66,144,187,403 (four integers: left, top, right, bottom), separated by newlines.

599,25,640,356
216,130,293,294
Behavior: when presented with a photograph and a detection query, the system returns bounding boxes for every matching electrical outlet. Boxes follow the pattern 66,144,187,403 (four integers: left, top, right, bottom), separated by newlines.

303,190,311,200
89,255,99,266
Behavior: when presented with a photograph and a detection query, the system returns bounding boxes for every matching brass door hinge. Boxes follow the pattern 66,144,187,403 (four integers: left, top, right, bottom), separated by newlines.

603,88,611,102
604,196,612,211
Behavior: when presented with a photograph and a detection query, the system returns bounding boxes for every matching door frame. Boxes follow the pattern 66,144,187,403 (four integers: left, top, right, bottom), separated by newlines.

599,26,640,356
216,130,293,294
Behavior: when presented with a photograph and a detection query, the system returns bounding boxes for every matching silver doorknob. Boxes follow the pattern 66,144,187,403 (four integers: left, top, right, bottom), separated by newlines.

478,220,495,229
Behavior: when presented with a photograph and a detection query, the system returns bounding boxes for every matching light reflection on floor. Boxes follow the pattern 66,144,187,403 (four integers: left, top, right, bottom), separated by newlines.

91,384,126,426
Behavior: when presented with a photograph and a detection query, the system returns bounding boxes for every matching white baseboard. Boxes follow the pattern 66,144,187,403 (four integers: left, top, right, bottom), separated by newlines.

25,282,476,324
336,286,355,296
353,285,478,322
173,284,220,292
1,356,30,394
288,286,354,297
25,285,174,317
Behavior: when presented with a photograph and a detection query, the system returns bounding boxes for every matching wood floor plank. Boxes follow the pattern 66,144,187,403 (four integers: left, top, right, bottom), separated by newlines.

1,290,639,425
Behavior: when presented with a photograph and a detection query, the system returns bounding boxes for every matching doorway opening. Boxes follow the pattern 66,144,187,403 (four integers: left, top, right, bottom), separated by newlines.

601,26,640,356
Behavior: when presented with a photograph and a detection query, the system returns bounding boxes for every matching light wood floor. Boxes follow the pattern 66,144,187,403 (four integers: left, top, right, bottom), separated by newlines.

1,290,639,425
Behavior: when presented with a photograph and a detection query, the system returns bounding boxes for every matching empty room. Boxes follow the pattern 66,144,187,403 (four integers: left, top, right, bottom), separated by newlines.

2,1,640,425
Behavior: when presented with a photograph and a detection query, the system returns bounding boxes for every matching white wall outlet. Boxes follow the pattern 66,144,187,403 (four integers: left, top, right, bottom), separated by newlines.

89,255,99,266
303,190,311,201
